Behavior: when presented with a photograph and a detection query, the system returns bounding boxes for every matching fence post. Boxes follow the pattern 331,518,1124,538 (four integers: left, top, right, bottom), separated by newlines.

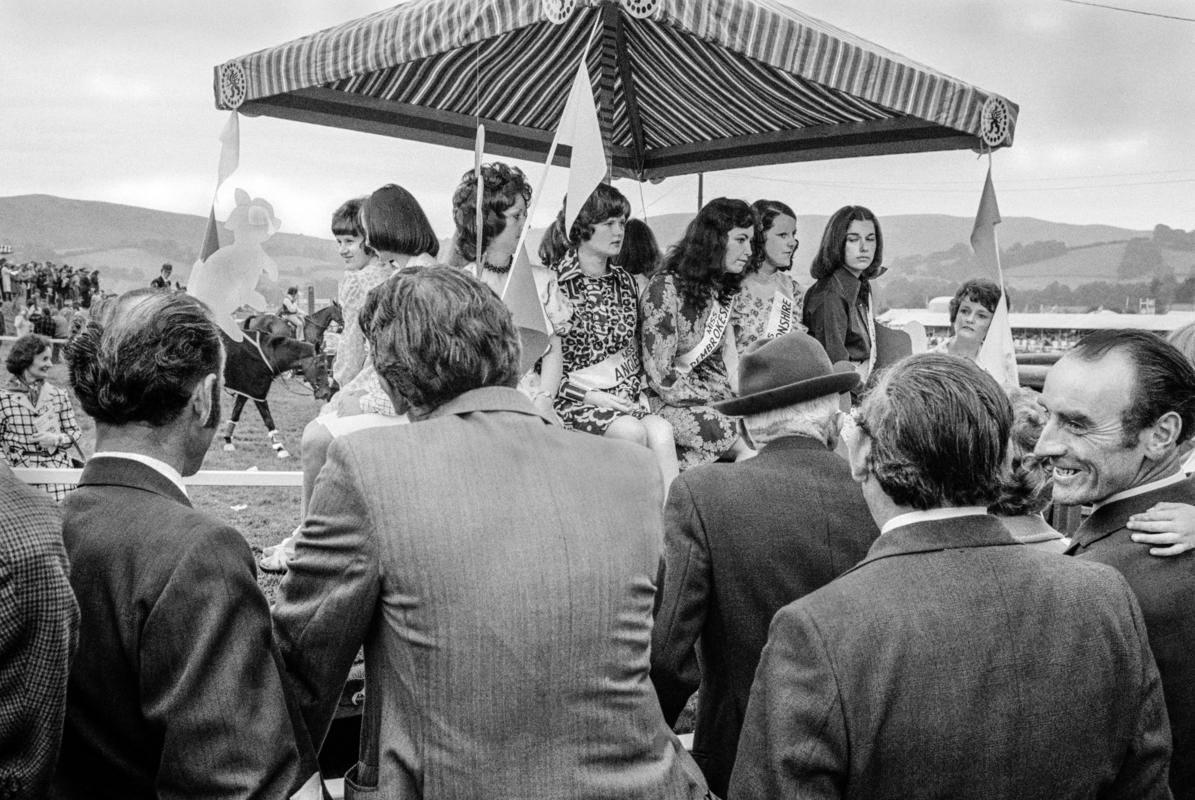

306,285,315,315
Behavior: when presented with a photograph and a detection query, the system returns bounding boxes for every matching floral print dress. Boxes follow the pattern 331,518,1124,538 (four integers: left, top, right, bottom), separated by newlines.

640,272,737,470
731,270,806,351
552,253,647,435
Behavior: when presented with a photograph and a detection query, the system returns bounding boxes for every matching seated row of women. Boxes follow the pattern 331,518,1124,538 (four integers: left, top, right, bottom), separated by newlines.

326,162,891,483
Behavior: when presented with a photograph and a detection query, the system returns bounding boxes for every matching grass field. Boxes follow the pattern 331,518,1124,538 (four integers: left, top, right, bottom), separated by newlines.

0,329,318,600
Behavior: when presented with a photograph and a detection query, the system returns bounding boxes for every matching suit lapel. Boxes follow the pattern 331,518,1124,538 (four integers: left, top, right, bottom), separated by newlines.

79,457,191,507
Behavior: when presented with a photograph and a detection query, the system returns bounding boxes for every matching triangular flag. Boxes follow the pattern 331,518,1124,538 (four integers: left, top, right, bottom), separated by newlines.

216,111,240,190
970,166,1002,278
501,242,552,374
975,293,1019,390
199,207,221,263
554,60,607,233
970,166,1018,390
197,111,241,264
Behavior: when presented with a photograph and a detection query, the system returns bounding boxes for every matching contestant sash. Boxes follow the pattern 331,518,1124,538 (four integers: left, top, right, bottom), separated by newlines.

673,299,730,374
566,341,641,392
763,290,796,338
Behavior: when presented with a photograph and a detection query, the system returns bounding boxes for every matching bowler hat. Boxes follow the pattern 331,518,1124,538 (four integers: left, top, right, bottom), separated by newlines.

712,331,859,416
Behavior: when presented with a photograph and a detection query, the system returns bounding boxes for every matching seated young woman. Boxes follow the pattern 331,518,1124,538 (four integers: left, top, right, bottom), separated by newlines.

731,199,806,351
449,162,571,419
640,197,757,471
540,184,678,486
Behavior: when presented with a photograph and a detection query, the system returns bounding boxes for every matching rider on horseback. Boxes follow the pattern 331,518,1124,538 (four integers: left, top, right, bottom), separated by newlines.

278,286,305,338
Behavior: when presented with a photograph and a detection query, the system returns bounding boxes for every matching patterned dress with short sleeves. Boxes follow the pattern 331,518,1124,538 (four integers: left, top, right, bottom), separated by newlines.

732,270,806,351
552,253,647,435
640,272,737,470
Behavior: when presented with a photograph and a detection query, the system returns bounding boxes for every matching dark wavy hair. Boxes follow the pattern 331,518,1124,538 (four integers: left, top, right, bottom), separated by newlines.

66,290,222,427
990,388,1052,517
748,199,797,274
451,163,532,263
361,184,439,258
659,198,756,312
1068,329,1195,447
858,353,1012,510
6,334,51,377
949,278,1005,323
539,184,631,266
810,205,883,281
614,219,660,277
368,266,521,413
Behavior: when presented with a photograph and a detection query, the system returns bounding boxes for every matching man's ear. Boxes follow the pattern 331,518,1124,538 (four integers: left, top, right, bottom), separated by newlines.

193,373,218,427
1143,410,1183,460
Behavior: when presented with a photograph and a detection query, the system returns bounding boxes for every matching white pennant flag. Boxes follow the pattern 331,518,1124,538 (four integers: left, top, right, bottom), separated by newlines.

554,59,607,233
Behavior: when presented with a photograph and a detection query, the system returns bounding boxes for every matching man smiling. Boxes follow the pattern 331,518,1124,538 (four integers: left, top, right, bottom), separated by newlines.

1037,329,1195,800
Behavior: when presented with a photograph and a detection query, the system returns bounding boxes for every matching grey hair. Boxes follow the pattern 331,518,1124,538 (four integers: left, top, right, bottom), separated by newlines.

744,394,839,447
67,289,223,426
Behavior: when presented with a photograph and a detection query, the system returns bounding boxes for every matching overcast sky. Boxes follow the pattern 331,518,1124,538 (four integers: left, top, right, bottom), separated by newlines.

3,0,1194,241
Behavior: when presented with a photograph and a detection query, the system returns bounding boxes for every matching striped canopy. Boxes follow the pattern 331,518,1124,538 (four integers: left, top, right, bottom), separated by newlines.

213,0,1018,180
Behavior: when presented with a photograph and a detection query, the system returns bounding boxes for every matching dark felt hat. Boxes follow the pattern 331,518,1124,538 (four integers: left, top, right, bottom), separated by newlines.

712,331,860,416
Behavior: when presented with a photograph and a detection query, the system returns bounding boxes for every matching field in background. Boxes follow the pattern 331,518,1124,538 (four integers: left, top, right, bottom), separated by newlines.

0,331,320,600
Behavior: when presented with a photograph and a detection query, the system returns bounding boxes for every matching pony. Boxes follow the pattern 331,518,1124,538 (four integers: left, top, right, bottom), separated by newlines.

241,301,343,352
221,330,332,458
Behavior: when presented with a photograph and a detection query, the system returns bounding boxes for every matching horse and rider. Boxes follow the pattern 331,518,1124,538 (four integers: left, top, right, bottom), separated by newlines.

241,288,343,354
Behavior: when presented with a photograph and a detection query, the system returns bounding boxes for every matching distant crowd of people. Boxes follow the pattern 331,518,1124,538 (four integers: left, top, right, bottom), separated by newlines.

4,167,1195,799
0,259,100,311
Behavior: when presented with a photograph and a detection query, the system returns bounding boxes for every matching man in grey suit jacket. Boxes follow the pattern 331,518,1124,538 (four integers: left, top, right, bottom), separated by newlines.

731,353,1173,799
273,266,709,799
651,331,877,797
1037,329,1195,799
55,291,320,799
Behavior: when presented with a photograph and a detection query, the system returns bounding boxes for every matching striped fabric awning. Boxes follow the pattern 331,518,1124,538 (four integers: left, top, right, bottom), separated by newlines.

214,0,1018,180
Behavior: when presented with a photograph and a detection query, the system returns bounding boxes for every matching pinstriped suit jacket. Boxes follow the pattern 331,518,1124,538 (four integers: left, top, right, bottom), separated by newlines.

274,386,708,799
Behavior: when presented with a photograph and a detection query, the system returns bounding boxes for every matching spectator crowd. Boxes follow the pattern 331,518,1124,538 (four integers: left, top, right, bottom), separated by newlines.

3,170,1195,799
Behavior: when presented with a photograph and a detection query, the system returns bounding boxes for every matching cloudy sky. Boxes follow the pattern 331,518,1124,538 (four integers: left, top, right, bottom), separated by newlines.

3,0,1194,240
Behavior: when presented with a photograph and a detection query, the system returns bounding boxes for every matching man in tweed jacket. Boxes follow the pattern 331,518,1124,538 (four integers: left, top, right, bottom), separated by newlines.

0,462,78,798
731,354,1172,799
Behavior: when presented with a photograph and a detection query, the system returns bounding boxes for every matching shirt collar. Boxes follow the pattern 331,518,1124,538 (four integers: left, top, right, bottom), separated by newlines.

91,451,189,498
880,506,990,536
1091,471,1187,512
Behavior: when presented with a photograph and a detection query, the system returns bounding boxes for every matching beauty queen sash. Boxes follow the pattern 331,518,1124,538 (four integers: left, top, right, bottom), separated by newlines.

673,299,731,374
567,340,642,392
764,290,797,338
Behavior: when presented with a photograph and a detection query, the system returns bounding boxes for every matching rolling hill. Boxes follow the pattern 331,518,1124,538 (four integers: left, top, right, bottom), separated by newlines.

0,194,1175,301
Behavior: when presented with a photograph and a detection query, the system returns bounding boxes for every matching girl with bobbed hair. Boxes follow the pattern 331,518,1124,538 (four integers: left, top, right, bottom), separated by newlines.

933,278,1005,361
331,184,440,400
802,205,885,378
988,388,1067,552
732,199,806,351
1,333,81,500
640,197,757,470
450,162,572,419
540,184,679,485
